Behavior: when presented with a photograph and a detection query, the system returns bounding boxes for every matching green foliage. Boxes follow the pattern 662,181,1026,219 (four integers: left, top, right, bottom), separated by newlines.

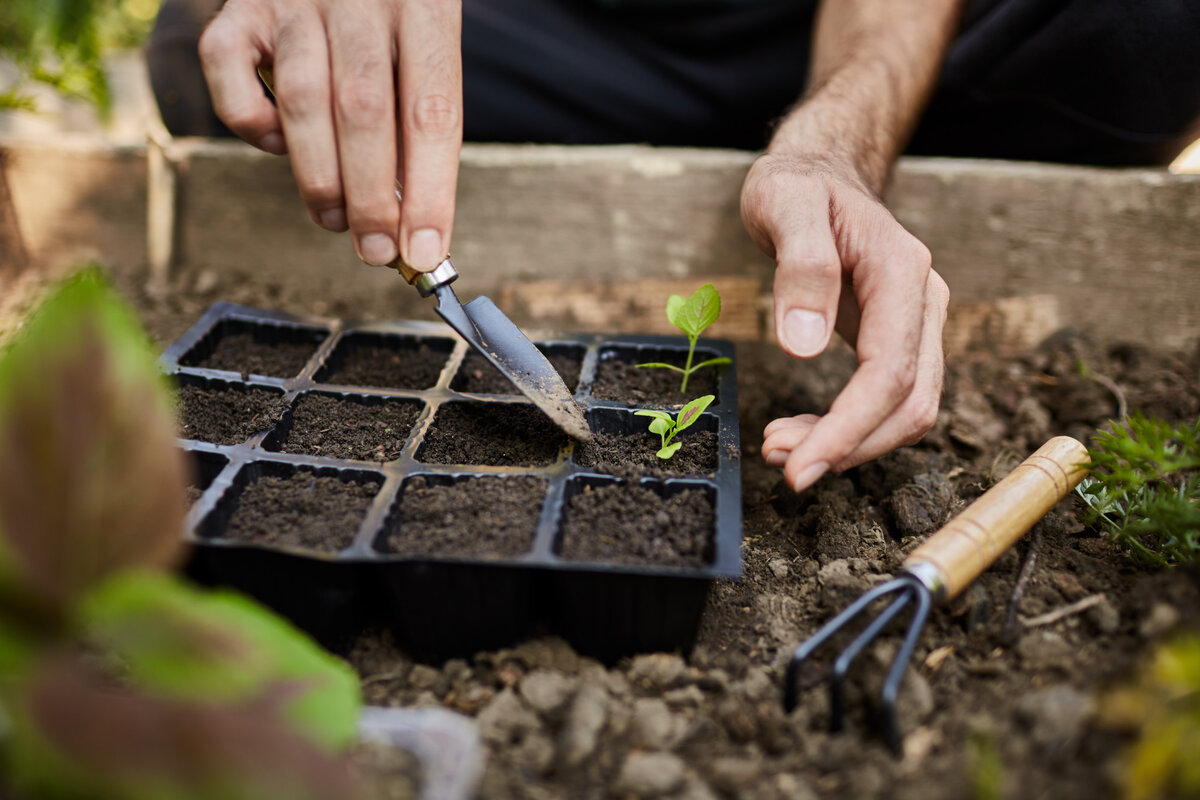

634,394,714,459
638,283,731,394
966,728,1003,800
1075,413,1200,567
1102,633,1200,800
0,0,162,112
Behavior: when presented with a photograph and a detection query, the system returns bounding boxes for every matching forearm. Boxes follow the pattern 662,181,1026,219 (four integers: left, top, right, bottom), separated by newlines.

769,0,963,194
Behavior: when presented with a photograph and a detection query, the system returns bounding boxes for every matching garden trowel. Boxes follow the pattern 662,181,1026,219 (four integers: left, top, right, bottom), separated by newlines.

391,247,591,442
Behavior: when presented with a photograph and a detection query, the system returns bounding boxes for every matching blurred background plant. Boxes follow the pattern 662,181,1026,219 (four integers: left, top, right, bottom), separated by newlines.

0,267,369,799
0,0,162,114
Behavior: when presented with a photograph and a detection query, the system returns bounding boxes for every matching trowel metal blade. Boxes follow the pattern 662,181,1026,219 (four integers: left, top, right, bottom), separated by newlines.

432,285,592,442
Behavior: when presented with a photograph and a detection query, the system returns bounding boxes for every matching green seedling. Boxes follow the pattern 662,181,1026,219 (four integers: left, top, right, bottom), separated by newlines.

638,283,731,394
1075,413,1200,567
635,394,714,459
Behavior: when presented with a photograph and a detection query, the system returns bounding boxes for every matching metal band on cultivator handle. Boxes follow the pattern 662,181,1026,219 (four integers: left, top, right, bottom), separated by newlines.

784,436,1090,753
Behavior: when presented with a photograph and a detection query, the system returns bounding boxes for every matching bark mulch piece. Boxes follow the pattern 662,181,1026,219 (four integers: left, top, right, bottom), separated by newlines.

275,393,423,463
382,475,546,559
177,384,284,445
417,403,568,467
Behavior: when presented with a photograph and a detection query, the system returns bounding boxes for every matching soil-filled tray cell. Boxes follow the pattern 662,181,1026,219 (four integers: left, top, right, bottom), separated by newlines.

185,450,229,506
575,407,718,478
589,345,722,406
178,318,327,378
557,477,716,568
198,460,383,554
417,402,569,467
315,332,453,390
263,391,424,463
176,377,286,445
450,344,584,396
378,474,546,559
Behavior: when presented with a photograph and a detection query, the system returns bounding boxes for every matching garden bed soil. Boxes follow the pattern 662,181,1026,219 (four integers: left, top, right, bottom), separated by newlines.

383,475,547,559
417,402,569,467
181,330,318,378
560,482,714,568
177,383,286,445
318,337,451,390
453,349,583,396
338,331,1200,800
591,355,720,406
273,393,422,462
217,470,379,552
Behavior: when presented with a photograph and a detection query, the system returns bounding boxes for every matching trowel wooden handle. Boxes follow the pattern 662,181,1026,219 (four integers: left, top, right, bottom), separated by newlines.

904,436,1089,601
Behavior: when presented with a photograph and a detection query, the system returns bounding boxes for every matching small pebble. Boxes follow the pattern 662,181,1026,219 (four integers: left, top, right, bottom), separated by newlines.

616,751,687,797
1140,602,1180,639
768,558,791,578
628,653,688,692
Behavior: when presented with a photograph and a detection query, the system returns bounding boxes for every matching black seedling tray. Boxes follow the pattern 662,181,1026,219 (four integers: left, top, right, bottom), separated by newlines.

166,302,742,662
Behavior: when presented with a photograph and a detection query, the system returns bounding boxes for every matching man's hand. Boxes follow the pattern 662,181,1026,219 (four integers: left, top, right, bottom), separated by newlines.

198,0,462,271
743,153,948,492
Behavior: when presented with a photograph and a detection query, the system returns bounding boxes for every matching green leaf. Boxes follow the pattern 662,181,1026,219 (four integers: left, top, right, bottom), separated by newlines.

676,284,722,340
647,418,672,437
690,356,732,372
657,442,683,460
79,570,362,751
675,394,715,434
636,362,686,373
664,294,687,332
634,410,673,422
0,268,187,613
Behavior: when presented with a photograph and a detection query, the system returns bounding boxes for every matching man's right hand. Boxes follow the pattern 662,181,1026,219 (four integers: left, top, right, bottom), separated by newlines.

198,0,462,271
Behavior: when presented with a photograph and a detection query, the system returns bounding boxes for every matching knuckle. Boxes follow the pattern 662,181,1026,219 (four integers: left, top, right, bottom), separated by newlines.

275,72,326,115
297,176,343,209
335,79,390,125
197,20,235,67
906,397,940,442
408,93,461,139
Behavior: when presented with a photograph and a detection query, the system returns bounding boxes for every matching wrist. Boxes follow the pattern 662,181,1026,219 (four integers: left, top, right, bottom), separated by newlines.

766,96,890,196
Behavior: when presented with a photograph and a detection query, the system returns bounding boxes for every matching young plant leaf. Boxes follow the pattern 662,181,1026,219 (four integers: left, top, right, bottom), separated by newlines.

675,395,715,434
79,570,362,752
0,269,188,613
658,442,683,460
646,417,672,437
691,356,732,371
665,294,687,331
635,362,686,373
679,283,721,339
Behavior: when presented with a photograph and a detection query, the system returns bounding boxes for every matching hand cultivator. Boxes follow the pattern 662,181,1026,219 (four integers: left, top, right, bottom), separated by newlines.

784,436,1090,752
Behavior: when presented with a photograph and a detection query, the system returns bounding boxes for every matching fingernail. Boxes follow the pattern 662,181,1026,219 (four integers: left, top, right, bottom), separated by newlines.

358,234,397,266
259,132,286,154
782,309,827,357
318,208,347,232
791,461,829,492
407,228,443,271
764,449,788,468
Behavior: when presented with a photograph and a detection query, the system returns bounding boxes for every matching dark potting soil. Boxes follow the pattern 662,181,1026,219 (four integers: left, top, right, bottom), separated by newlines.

560,483,714,568
219,471,379,552
321,341,448,390
575,430,718,478
418,403,568,467
177,384,285,445
590,357,719,406
183,331,317,378
276,393,422,462
383,475,546,559
452,350,582,396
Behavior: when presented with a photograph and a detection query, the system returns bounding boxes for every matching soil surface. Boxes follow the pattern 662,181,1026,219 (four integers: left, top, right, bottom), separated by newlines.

452,349,583,396
342,332,1200,800
275,393,422,462
418,402,568,467
561,483,715,568
177,384,286,445
218,470,380,552
383,475,547,559
318,338,450,390
181,331,319,379
576,430,718,478
592,355,720,406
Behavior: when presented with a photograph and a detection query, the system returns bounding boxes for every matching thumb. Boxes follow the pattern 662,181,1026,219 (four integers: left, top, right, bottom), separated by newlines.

772,221,842,359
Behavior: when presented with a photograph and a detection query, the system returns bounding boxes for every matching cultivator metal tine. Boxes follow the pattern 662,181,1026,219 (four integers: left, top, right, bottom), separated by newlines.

879,580,933,754
829,587,915,732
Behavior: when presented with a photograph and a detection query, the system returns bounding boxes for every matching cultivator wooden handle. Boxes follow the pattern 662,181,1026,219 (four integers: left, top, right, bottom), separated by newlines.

904,435,1089,601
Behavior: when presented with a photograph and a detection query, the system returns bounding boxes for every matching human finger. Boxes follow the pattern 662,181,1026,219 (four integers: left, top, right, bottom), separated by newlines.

396,0,463,271
198,1,285,154
326,3,400,264
270,13,347,233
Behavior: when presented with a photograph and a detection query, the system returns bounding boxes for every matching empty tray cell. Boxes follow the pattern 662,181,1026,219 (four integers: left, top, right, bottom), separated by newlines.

263,391,423,463
590,345,722,406
450,343,585,395
575,407,718,477
557,477,716,568
315,332,454,390
377,474,547,558
176,376,286,445
178,318,328,378
185,450,229,506
417,401,569,467
198,460,382,554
